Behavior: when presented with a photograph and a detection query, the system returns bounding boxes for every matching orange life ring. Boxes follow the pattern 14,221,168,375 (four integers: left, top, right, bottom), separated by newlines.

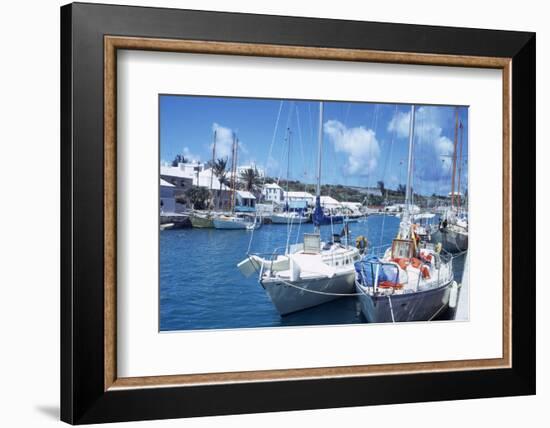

391,257,422,269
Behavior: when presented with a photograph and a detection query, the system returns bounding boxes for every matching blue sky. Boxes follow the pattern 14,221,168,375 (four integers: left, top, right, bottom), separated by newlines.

160,95,468,196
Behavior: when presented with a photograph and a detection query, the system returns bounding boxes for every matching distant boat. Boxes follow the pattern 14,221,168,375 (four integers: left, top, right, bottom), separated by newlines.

355,105,457,323
212,132,262,231
430,109,468,253
190,212,215,228
312,200,344,225
430,220,468,253
237,101,360,315
189,129,219,229
270,212,310,224
214,214,261,230
270,128,311,226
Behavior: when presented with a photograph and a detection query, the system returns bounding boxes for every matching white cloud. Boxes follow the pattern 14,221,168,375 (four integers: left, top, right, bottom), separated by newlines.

323,120,380,176
182,147,200,162
211,123,248,161
211,123,234,159
387,107,456,182
387,111,411,139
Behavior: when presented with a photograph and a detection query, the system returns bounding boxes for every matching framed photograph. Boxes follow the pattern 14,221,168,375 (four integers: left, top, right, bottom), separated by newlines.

61,2,535,424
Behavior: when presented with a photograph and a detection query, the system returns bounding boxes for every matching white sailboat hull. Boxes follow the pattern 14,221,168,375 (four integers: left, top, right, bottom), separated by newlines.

213,218,248,229
262,270,355,315
213,216,261,230
270,214,309,224
355,280,454,323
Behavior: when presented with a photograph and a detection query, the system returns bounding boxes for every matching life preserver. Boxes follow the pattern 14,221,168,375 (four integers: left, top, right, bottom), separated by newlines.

355,235,368,251
392,257,422,270
378,280,403,290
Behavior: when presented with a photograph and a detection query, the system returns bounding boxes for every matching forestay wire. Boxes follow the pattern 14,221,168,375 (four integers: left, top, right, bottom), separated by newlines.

247,100,285,254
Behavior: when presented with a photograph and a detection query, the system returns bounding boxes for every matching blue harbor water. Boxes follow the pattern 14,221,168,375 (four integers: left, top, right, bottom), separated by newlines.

160,215,466,331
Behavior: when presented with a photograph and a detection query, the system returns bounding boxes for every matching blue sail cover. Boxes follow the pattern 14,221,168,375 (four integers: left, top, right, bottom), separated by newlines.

312,196,344,226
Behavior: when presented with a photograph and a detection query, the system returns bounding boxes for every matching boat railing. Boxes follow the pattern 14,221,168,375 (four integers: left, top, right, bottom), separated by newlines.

366,244,391,258
355,258,400,295
357,248,453,293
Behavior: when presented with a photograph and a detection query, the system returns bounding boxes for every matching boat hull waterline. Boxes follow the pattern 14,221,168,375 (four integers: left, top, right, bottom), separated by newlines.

356,280,455,323
189,214,215,228
270,214,310,224
213,217,261,230
262,271,355,315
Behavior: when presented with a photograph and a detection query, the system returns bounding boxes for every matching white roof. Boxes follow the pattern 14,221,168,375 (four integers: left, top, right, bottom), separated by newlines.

320,195,341,206
160,165,193,179
284,191,314,199
341,201,361,208
263,183,282,189
160,165,230,191
160,178,175,187
237,190,256,199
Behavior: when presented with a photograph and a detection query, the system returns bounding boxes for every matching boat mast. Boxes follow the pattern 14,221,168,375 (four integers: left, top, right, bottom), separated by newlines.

457,120,464,211
315,102,324,233
450,107,459,209
405,105,416,213
230,133,238,214
209,130,217,209
286,127,292,206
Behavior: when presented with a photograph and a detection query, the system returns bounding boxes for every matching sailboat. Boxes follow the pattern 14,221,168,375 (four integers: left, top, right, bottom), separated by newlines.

430,109,468,253
270,128,310,225
213,214,261,230
190,129,218,228
213,133,262,230
237,102,360,315
354,105,458,323
270,212,310,224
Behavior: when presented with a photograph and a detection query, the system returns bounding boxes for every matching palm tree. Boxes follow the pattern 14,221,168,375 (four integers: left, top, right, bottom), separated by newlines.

185,186,210,210
240,167,261,194
212,157,228,209
377,180,385,195
171,154,188,167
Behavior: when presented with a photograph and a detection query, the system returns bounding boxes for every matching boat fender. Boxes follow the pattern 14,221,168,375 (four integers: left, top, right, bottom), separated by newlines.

355,235,368,253
421,265,431,279
290,258,301,282
435,243,442,254
449,281,459,308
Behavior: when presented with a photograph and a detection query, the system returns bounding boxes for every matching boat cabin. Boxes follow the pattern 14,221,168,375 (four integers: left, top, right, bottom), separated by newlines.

391,239,415,259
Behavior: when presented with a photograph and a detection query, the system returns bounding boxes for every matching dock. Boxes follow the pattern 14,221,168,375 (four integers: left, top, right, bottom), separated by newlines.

160,212,191,229
455,252,469,320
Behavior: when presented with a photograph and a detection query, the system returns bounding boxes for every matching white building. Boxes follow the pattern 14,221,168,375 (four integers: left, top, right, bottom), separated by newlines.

160,162,230,191
236,164,265,179
235,190,256,212
160,178,176,214
262,183,284,204
283,191,315,207
160,162,232,210
319,195,342,211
